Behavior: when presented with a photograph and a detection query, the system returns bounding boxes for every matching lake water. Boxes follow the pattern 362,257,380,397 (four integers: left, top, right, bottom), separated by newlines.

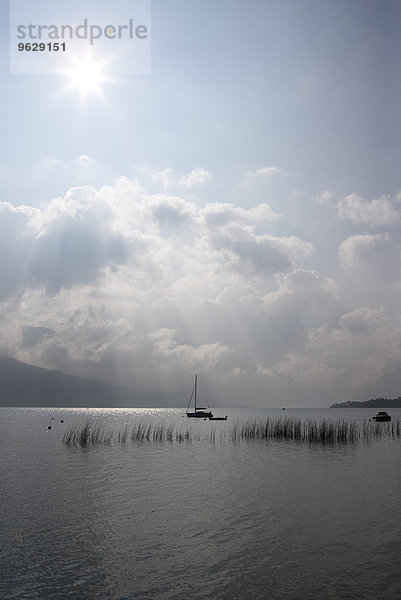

1,407,401,599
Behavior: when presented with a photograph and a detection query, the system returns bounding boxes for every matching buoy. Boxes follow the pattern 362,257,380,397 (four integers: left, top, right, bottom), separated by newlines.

60,420,64,423
48,425,52,430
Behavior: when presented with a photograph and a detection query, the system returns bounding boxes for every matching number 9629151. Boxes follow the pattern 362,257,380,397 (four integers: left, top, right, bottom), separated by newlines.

18,42,66,51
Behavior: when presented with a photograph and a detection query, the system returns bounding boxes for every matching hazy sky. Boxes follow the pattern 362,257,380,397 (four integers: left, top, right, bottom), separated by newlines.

1,0,401,407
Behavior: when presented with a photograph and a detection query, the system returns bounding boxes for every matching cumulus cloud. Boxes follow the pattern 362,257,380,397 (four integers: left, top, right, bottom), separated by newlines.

179,168,212,188
200,202,280,227
259,269,341,355
152,168,173,190
339,306,387,336
201,201,312,276
338,193,400,227
152,168,212,190
0,189,127,297
2,172,401,406
267,305,401,391
339,233,390,268
0,174,318,393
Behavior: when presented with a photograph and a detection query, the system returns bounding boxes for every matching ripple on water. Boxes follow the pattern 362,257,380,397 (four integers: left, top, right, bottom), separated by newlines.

1,408,401,600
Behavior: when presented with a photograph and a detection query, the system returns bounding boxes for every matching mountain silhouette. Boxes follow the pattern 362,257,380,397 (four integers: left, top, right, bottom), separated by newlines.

0,356,184,408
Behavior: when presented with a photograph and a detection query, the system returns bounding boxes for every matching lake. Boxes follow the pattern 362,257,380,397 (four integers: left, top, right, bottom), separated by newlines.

1,407,401,599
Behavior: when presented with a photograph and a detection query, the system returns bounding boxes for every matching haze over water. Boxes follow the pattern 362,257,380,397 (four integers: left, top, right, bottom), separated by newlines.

1,407,400,599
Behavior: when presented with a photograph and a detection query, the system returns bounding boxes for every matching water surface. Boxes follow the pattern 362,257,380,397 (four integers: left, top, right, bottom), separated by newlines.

1,407,400,599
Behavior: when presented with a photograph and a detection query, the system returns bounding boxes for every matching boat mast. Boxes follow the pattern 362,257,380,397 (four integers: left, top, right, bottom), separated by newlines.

194,374,198,411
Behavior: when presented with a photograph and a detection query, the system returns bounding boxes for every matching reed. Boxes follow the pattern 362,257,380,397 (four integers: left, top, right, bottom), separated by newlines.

118,424,130,444
62,416,401,448
62,421,113,447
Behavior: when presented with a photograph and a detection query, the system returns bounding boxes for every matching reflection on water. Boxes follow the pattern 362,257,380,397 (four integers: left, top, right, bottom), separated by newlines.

1,407,401,599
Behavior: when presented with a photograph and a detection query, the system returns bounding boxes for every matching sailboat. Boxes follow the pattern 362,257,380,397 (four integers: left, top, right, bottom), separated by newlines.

185,375,228,420
186,374,213,418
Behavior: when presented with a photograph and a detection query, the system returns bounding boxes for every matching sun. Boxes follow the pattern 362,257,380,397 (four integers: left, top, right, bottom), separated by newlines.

61,54,112,100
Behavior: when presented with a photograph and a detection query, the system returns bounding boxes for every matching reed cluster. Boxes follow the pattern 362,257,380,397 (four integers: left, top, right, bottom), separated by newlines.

63,422,113,447
63,419,191,447
62,416,401,448
229,417,397,444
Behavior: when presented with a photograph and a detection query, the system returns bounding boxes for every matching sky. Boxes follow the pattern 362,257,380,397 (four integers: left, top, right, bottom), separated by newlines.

0,0,401,407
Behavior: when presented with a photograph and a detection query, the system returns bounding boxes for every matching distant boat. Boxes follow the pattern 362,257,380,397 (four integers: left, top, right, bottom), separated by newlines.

186,374,213,418
372,411,391,422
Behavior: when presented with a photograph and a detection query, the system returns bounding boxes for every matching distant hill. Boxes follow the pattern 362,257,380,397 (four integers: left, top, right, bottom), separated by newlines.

331,397,401,408
0,356,185,408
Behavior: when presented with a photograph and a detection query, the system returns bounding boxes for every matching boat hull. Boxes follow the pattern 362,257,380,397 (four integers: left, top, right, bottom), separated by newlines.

372,411,391,422
187,411,213,418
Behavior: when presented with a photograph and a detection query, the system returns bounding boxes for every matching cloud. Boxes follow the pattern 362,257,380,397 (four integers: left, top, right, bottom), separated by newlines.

337,231,401,311
75,155,95,168
248,166,283,178
152,168,173,190
150,195,196,237
0,201,38,300
2,172,401,406
235,166,286,191
148,328,229,371
339,306,386,336
33,155,96,178
0,176,301,301
267,305,401,390
339,233,390,268
22,326,55,348
201,202,312,276
0,188,127,297
201,202,280,227
315,190,334,206
179,168,212,188
0,175,318,393
338,193,400,227
152,168,212,190
259,269,341,355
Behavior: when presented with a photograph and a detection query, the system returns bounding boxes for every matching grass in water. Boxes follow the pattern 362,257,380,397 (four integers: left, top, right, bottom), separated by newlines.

63,422,113,447
62,416,401,448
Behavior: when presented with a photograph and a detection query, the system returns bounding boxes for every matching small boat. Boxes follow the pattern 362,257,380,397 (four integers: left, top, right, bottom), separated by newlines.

186,374,213,418
208,416,227,421
372,411,391,422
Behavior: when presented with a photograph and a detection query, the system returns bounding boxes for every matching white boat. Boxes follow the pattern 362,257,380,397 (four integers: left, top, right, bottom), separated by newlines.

186,374,213,418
